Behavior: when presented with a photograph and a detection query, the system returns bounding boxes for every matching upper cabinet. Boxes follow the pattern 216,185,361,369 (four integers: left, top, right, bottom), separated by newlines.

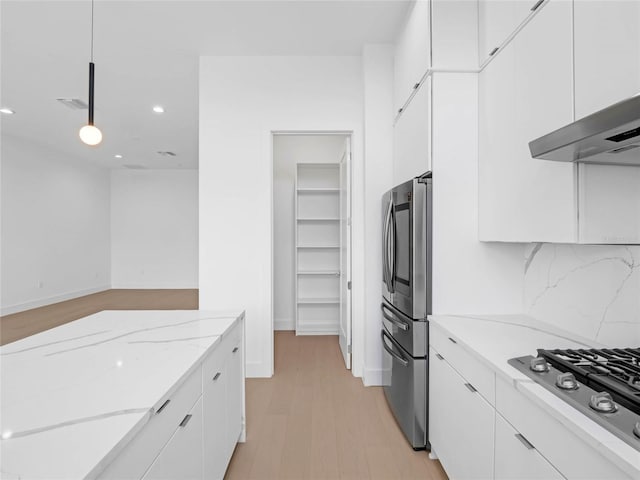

393,77,431,185
393,0,430,112
478,0,538,65
574,0,640,244
479,0,576,242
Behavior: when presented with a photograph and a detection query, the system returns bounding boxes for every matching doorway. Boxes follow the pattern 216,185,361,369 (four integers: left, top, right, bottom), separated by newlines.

272,132,352,369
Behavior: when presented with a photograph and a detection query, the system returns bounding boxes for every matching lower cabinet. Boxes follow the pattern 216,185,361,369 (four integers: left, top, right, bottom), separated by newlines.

203,327,243,479
494,412,564,480
100,319,244,480
429,349,495,480
143,397,204,480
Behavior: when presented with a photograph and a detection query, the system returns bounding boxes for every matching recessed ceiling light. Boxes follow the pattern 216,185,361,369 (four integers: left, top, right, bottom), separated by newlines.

0,107,15,115
152,105,165,114
114,154,123,159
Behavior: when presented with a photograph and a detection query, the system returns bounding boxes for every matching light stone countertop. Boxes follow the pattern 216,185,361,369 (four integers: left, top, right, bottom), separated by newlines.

429,314,640,478
0,309,243,480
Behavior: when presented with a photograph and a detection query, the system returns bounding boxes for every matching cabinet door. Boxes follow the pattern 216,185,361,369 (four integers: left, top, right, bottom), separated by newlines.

429,350,494,480
203,360,228,480
495,413,565,480
143,396,203,480
574,0,640,118
478,0,536,64
479,0,576,242
393,77,431,185
393,0,430,110
225,339,243,459
574,0,640,244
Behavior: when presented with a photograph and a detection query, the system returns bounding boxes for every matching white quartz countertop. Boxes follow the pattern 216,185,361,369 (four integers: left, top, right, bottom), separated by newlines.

429,314,640,478
0,309,243,480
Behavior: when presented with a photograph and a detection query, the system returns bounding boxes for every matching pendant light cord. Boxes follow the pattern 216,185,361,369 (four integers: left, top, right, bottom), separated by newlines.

90,0,94,62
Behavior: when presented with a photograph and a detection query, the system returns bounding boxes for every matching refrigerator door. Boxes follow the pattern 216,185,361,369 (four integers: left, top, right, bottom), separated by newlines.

382,189,394,304
381,299,428,357
381,329,428,450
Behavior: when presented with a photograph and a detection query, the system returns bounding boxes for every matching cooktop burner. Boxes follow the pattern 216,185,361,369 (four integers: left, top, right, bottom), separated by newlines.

509,347,640,452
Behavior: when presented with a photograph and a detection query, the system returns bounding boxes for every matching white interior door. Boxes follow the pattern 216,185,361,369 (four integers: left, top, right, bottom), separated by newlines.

339,137,352,369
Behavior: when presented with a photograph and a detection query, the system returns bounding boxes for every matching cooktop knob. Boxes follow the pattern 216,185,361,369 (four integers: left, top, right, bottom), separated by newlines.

556,372,579,390
634,423,640,439
530,357,549,373
589,392,618,413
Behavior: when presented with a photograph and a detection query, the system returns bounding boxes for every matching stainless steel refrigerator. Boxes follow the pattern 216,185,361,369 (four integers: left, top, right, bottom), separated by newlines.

380,172,432,450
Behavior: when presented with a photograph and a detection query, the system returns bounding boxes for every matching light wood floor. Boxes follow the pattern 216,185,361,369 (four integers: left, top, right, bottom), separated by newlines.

0,289,198,346
225,332,448,480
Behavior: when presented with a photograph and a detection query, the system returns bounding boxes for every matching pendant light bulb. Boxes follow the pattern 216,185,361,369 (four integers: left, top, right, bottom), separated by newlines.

79,124,103,146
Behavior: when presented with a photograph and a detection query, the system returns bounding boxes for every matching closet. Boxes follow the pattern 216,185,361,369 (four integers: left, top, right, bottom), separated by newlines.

272,134,351,342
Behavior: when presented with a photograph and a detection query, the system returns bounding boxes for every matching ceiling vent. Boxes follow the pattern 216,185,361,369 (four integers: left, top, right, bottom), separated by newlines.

56,98,88,110
157,151,177,157
123,164,147,169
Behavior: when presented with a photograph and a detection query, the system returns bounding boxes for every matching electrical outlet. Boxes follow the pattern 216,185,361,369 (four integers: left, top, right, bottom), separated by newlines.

37,281,44,289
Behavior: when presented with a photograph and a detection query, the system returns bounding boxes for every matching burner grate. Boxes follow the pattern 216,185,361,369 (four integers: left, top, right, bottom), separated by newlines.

538,347,640,414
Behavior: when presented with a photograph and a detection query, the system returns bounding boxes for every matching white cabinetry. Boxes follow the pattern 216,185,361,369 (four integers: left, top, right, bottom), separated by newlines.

100,319,244,480
393,0,430,111
429,348,494,480
574,0,640,245
479,0,576,242
295,163,341,334
494,412,564,480
478,0,538,64
393,77,431,184
202,322,243,479
143,397,203,480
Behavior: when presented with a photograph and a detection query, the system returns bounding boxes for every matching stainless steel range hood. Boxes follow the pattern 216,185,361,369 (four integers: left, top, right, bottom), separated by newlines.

529,94,640,166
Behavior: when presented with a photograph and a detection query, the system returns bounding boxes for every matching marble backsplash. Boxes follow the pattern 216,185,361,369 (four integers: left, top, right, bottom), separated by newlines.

524,243,640,346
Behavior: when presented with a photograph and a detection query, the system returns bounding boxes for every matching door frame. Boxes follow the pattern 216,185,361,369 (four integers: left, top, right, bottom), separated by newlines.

270,130,354,374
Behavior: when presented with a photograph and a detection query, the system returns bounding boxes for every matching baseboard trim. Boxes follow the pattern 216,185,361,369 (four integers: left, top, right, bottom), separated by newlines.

1,285,111,316
363,367,388,387
274,317,294,331
110,283,198,289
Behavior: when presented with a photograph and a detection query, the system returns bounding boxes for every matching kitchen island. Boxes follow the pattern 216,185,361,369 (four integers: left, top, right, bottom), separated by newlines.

0,310,245,479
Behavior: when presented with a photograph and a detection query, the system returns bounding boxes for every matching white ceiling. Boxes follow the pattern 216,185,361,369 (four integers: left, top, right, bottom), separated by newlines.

1,1,411,169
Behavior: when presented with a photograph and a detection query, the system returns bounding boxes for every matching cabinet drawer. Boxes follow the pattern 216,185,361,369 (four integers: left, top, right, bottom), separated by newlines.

429,349,494,480
430,325,495,405
495,412,564,480
100,366,202,479
202,320,241,382
496,377,632,480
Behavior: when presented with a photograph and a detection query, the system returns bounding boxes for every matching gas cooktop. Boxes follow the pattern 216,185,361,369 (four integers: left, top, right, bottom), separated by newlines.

509,347,640,452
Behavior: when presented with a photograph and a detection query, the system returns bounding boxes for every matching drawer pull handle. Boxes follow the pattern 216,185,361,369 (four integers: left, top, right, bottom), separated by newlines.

156,399,170,414
179,414,193,428
213,372,221,381
515,433,535,450
435,353,444,360
489,47,499,57
464,383,477,393
448,337,457,344
232,347,239,353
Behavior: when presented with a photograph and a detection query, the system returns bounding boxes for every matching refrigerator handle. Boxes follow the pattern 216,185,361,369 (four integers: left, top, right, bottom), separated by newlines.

383,199,393,291
381,330,409,367
389,205,396,293
380,303,409,331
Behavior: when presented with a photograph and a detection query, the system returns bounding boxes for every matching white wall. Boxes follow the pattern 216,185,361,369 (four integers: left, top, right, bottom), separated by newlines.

272,134,347,331
199,56,364,378
362,44,395,386
111,169,198,289
1,135,111,315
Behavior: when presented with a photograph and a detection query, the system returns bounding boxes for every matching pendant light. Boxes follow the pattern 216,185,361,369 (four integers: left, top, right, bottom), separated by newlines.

79,0,102,146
